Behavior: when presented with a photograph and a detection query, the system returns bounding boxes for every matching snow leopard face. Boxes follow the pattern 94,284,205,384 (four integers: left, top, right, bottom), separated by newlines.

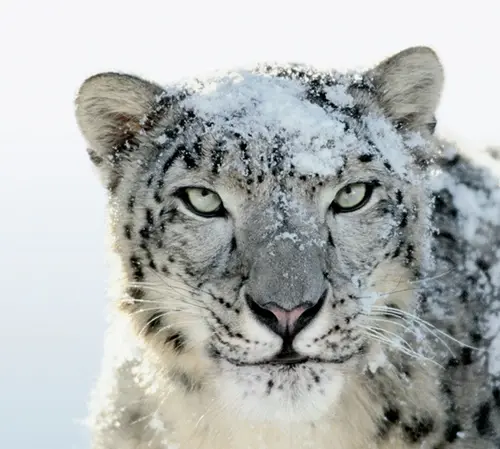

76,47,443,421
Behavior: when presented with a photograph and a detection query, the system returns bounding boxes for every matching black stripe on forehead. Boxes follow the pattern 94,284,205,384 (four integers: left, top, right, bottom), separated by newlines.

193,136,204,158
180,135,205,170
270,135,286,175
162,145,183,174
211,141,226,175
182,149,197,169
233,132,251,166
238,139,253,178
304,72,371,119
336,155,348,178
151,142,202,202
155,108,197,143
303,85,369,140
173,143,202,169
306,76,334,108
263,64,340,107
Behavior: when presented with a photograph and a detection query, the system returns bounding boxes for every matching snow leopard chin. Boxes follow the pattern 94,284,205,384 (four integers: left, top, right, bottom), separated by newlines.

214,360,345,422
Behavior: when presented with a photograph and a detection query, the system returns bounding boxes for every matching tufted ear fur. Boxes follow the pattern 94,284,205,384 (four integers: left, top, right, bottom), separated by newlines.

368,46,444,131
75,72,165,166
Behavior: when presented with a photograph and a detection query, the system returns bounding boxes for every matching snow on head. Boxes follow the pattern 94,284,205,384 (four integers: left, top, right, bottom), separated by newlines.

178,64,419,179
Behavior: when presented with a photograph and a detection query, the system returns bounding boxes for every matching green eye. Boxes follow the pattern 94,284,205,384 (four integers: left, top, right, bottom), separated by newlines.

180,187,225,217
332,183,373,213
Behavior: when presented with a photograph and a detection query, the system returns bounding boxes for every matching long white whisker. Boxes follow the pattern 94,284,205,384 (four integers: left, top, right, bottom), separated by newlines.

408,268,455,285
364,328,442,368
156,319,199,333
145,267,220,300
367,316,456,357
364,332,419,360
359,325,414,354
128,307,200,319
371,306,478,350
138,313,166,337
127,284,211,312
121,291,210,315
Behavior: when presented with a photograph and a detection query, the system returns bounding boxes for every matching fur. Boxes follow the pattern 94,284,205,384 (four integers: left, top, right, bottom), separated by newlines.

75,47,500,448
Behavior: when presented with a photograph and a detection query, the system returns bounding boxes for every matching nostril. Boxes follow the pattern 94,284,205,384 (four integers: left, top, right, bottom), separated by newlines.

245,294,280,332
294,289,327,335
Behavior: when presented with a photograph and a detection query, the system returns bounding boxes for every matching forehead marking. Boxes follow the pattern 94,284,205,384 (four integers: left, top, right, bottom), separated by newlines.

211,141,225,175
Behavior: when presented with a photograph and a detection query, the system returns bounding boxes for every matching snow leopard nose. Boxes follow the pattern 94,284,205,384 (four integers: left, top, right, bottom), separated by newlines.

245,291,326,338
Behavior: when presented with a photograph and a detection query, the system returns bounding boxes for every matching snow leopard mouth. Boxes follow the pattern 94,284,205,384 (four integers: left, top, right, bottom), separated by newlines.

230,355,354,367
266,344,360,366
210,346,357,367
268,350,310,366
208,322,367,368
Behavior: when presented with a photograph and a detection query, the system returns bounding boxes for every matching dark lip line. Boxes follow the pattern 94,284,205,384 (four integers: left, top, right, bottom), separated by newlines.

215,354,355,367
208,341,365,367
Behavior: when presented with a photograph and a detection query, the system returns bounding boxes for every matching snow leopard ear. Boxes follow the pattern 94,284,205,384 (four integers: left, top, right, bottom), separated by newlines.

368,46,444,131
75,72,165,168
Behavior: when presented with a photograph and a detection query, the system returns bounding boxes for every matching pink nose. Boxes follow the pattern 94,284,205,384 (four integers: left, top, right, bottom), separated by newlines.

245,292,326,338
267,306,307,332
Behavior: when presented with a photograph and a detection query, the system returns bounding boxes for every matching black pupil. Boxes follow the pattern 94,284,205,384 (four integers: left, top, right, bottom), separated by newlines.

344,186,352,195
201,189,210,197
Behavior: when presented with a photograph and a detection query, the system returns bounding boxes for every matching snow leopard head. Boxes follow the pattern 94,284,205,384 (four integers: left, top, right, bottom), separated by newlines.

76,47,443,421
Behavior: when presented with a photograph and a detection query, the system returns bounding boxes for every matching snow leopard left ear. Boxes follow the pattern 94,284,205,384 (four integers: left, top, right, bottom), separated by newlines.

368,46,444,132
75,72,165,173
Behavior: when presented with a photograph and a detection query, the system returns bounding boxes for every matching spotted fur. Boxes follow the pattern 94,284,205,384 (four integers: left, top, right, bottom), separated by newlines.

76,47,500,449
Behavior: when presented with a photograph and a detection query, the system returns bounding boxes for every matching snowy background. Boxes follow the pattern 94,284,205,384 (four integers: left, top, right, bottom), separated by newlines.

1,0,500,448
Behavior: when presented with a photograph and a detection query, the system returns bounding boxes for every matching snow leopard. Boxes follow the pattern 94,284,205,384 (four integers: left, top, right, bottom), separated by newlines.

75,47,500,449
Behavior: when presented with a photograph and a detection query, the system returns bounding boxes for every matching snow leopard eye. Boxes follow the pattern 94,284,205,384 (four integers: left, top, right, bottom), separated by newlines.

178,187,225,217
331,182,374,213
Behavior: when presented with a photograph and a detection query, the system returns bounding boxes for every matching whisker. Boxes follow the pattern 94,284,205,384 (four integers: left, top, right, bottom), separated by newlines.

363,331,418,360
370,306,478,350
408,268,455,285
127,284,211,312
359,325,414,354
138,313,167,338
145,266,225,300
363,328,442,368
120,291,209,315
357,285,420,301
367,315,456,357
128,307,200,319
156,320,199,336
129,279,205,299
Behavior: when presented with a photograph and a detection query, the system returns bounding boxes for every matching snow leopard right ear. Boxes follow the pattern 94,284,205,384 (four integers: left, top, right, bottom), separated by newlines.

368,46,444,132
75,72,165,176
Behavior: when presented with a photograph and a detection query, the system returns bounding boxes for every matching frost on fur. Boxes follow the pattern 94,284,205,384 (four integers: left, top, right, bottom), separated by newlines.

76,47,500,449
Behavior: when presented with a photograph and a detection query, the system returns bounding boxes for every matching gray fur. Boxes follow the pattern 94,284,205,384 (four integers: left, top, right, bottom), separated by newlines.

368,46,444,129
76,47,500,449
